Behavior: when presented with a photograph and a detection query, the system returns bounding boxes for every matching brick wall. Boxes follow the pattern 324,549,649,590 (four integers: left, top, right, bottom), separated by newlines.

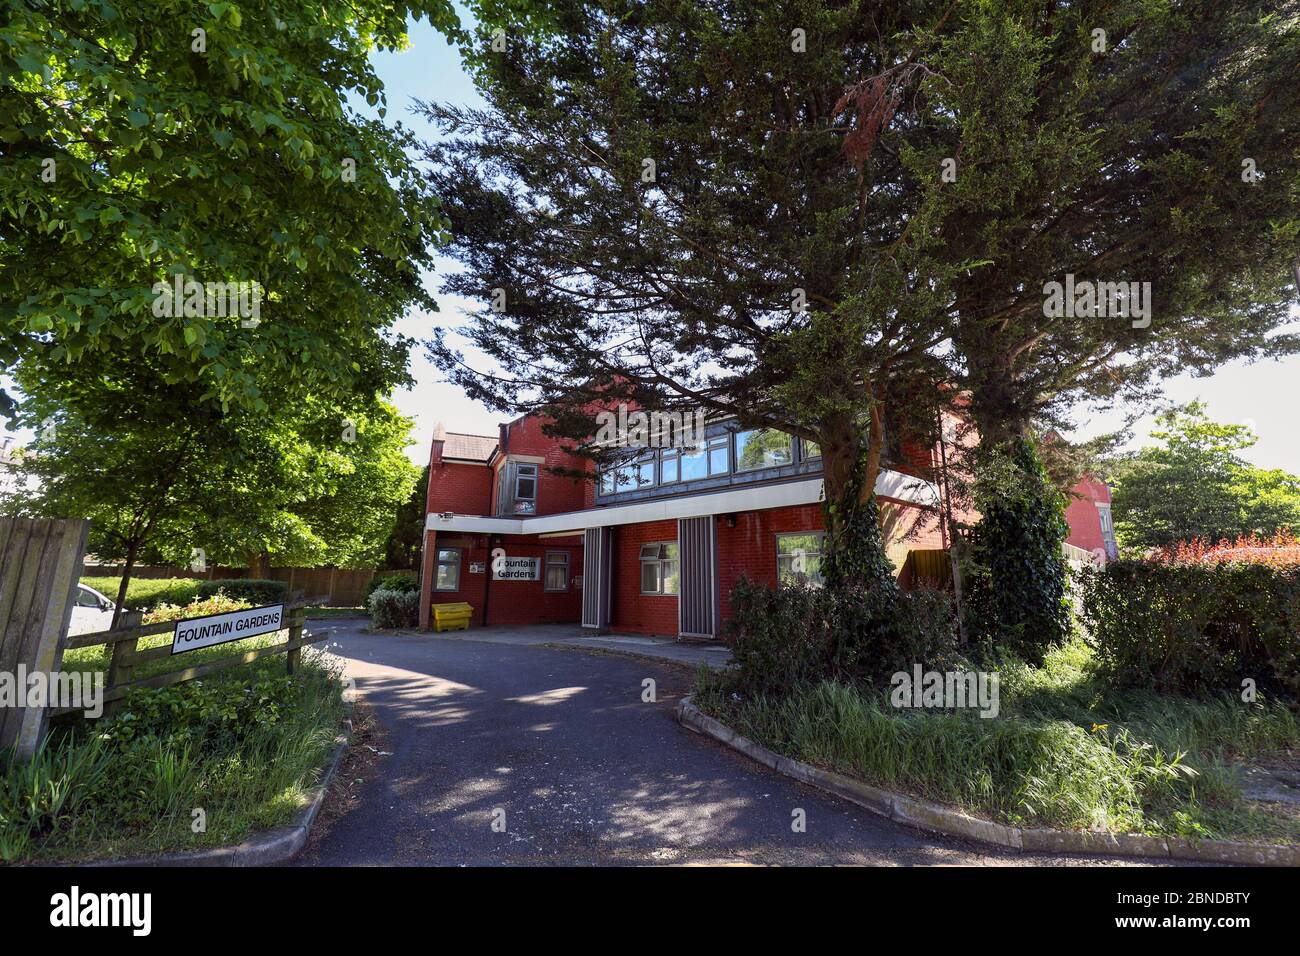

608,520,681,636
496,414,590,516
426,532,584,627
427,460,492,516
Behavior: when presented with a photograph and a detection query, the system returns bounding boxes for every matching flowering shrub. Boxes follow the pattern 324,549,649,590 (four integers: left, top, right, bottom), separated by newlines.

142,591,253,624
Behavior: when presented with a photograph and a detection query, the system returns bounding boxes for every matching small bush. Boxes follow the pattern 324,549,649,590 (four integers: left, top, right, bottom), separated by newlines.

143,592,253,625
80,576,201,611
725,577,961,696
368,588,419,629
1079,560,1300,700
197,578,287,606
364,571,419,601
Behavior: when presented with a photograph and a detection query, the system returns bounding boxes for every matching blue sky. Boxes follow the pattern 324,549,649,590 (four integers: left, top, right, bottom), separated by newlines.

375,14,1300,472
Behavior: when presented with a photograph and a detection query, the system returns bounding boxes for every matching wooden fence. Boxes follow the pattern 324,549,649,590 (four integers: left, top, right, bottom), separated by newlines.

1,518,89,757
54,605,326,717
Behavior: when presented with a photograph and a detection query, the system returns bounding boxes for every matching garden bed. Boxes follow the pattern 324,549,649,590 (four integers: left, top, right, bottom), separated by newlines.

693,638,1300,845
1,597,348,864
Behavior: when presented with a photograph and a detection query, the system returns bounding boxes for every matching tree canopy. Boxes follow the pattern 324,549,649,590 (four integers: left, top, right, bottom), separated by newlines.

1107,403,1300,551
2,0,461,418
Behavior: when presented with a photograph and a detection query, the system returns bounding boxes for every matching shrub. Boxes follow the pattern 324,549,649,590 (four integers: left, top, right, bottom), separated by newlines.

196,578,287,606
364,571,419,601
1079,560,1300,699
725,577,961,697
143,592,253,625
368,588,419,629
80,576,201,611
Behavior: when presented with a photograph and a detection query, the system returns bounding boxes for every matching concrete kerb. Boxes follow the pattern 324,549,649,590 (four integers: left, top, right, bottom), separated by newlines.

676,695,1300,866
74,727,351,868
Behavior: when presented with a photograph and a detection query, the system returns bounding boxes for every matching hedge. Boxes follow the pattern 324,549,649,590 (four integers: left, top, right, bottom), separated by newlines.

79,576,202,611
196,578,288,606
1079,560,1300,700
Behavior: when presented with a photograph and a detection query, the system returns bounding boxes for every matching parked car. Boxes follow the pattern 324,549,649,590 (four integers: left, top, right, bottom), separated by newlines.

68,583,118,636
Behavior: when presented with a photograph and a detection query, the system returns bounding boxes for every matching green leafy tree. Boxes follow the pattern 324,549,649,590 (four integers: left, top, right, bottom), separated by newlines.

1107,403,1300,551
1,0,460,418
165,399,420,573
13,373,235,626
384,463,430,570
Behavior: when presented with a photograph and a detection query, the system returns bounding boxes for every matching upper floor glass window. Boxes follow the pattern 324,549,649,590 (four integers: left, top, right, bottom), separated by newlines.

513,463,538,514
661,448,680,483
735,429,793,471
636,453,656,488
681,435,728,481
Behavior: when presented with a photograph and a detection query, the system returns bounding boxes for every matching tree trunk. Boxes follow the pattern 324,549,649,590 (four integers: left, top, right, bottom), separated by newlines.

112,540,139,630
247,551,270,578
818,409,898,594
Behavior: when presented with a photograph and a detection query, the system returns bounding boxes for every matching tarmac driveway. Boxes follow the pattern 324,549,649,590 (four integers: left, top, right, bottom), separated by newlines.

295,622,1166,866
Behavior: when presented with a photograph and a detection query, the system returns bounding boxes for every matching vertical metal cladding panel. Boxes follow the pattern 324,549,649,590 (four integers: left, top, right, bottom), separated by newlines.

582,527,614,629
677,516,718,638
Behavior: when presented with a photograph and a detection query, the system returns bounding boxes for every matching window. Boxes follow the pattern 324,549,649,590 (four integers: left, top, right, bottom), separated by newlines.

660,448,680,483
513,463,538,514
801,438,822,460
598,456,640,495
735,429,793,471
639,542,680,595
681,435,729,481
76,586,103,608
636,453,656,488
776,533,825,589
544,551,570,592
435,548,461,591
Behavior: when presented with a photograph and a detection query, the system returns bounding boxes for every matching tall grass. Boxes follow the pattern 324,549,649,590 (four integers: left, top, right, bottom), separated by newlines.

0,649,346,863
696,637,1300,840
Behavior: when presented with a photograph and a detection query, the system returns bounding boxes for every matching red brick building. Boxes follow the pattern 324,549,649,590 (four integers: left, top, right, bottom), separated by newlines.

1064,475,1119,562
418,413,951,639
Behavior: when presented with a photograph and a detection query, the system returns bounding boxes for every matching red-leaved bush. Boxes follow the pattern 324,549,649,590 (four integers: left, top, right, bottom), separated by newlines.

1157,531,1300,569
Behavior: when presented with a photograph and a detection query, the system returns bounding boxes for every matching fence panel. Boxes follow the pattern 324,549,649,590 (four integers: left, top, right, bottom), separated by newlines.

0,517,90,757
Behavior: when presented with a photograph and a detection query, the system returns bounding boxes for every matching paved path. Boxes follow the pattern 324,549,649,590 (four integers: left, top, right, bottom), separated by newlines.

296,622,1169,866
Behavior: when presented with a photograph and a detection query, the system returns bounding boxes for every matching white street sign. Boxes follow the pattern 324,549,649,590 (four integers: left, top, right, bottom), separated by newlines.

171,603,286,655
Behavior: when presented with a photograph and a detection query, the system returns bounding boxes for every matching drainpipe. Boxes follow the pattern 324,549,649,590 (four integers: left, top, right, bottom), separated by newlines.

481,534,496,627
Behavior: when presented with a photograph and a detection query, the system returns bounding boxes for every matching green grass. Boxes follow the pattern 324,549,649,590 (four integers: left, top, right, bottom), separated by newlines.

81,576,202,611
0,650,347,864
695,638,1300,843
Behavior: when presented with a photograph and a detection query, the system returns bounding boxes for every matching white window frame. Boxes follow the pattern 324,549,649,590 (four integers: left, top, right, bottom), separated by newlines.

544,551,570,592
639,541,680,595
514,462,538,513
434,548,462,592
776,532,826,589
